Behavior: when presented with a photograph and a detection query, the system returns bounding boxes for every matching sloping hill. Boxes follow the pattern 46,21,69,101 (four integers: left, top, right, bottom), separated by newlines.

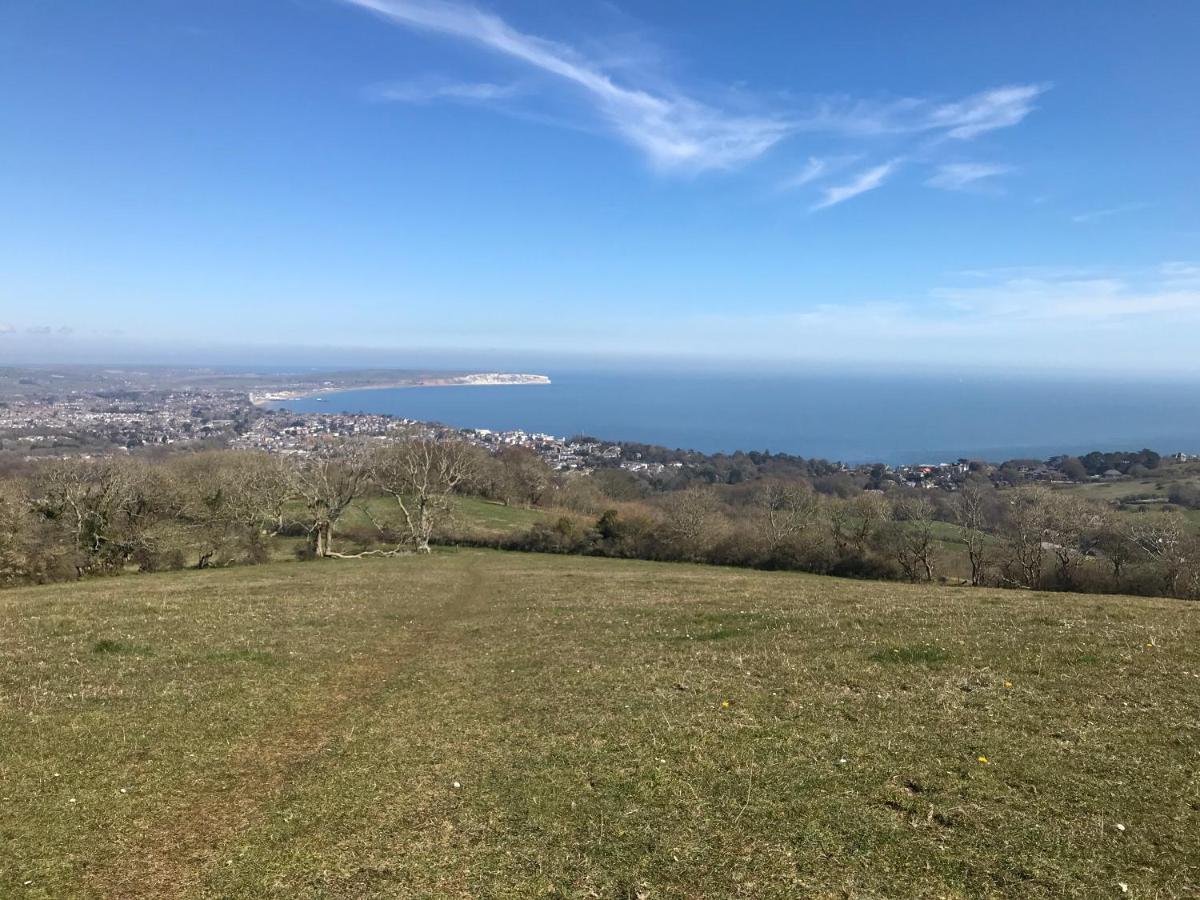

2,551,1198,898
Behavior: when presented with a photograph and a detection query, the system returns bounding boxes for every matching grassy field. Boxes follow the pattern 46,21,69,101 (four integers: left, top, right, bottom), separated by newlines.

269,496,558,560
343,495,556,535
2,552,1199,898
1055,477,1200,535
1054,466,1200,503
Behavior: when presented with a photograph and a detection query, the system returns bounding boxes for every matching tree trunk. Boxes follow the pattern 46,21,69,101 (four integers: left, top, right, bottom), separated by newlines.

310,521,333,558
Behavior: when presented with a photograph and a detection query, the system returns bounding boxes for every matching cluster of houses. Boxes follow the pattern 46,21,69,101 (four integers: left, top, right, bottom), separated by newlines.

232,412,631,472
0,389,248,456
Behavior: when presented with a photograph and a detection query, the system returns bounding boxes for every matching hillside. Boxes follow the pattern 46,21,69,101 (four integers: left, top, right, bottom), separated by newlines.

2,552,1198,898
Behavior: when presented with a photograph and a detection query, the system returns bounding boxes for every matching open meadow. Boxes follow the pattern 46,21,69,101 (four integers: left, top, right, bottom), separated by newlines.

2,550,1198,898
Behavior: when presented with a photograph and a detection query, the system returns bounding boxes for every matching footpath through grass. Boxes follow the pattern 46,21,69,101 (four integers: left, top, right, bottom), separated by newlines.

2,551,1198,898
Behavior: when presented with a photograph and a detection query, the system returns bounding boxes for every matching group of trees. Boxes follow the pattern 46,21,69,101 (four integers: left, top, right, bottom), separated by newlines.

3,440,1199,603
494,475,1200,601
0,438,484,585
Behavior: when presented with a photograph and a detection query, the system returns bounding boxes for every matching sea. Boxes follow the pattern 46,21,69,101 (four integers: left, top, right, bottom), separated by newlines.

270,370,1200,465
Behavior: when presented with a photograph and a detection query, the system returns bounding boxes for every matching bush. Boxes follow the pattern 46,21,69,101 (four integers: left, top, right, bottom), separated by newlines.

519,517,597,555
1167,484,1200,510
829,553,900,581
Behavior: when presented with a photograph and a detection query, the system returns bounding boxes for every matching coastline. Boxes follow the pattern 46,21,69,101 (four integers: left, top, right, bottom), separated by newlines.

249,373,551,407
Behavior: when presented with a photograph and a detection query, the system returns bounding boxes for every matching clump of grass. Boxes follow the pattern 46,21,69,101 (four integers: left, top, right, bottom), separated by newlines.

687,626,746,641
674,611,769,641
90,638,151,656
869,643,952,666
207,648,278,665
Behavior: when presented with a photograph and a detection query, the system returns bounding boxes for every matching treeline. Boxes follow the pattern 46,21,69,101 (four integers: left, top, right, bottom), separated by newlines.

0,439,597,584
488,479,1200,601
0,440,484,583
611,443,846,486
2,442,1199,602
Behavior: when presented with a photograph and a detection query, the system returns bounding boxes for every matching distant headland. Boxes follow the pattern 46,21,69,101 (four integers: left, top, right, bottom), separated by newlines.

249,372,551,407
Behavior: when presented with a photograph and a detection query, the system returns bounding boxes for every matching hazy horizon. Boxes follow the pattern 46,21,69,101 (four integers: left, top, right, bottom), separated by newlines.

3,1,1198,374
7,339,1200,385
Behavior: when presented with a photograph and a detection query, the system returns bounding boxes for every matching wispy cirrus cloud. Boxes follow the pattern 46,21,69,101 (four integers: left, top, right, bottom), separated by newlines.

368,76,521,103
783,156,830,188
341,0,1045,201
924,84,1046,139
795,84,1048,141
1071,202,1150,224
780,154,862,190
343,0,791,171
517,262,1200,372
812,160,900,210
655,264,1200,370
931,269,1200,322
926,162,1015,191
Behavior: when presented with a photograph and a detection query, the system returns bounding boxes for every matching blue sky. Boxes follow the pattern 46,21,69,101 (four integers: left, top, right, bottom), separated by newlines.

1,0,1198,372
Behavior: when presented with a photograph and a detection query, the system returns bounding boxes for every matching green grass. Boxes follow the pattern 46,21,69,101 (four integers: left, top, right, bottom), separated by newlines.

450,495,556,532
1056,470,1200,504
268,494,559,560
3,551,1199,898
336,494,556,536
89,637,153,656
868,642,953,667
1057,477,1168,502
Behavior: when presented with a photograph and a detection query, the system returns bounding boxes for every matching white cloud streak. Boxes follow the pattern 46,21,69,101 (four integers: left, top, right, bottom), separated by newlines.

626,265,1200,371
925,84,1047,139
796,84,1048,141
1071,202,1150,224
343,0,791,171
342,0,1044,184
926,162,1014,191
783,157,829,188
812,160,899,210
780,154,863,190
931,272,1200,323
369,77,521,103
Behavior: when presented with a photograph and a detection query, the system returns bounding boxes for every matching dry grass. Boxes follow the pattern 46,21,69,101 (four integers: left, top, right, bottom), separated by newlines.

2,550,1199,898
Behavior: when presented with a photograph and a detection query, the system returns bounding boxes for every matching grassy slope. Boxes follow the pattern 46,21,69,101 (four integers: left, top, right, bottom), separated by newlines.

269,496,556,560
2,552,1198,899
340,495,555,535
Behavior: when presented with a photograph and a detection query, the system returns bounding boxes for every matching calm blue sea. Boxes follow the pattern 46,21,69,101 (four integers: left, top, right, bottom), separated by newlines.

272,371,1200,465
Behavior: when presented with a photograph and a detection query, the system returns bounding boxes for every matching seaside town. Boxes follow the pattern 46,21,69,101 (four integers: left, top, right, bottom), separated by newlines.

0,367,1191,491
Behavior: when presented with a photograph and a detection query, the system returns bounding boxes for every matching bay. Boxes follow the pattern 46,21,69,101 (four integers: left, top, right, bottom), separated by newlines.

272,370,1200,465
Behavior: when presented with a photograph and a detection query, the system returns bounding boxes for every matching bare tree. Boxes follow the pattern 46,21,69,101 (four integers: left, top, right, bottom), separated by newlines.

1126,512,1193,596
175,452,295,566
370,438,474,553
1000,485,1051,589
659,487,725,561
1041,492,1093,589
28,459,168,574
954,482,991,586
287,448,369,558
754,480,820,554
886,495,939,582
0,480,65,584
1091,509,1136,589
830,492,890,558
496,447,553,507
